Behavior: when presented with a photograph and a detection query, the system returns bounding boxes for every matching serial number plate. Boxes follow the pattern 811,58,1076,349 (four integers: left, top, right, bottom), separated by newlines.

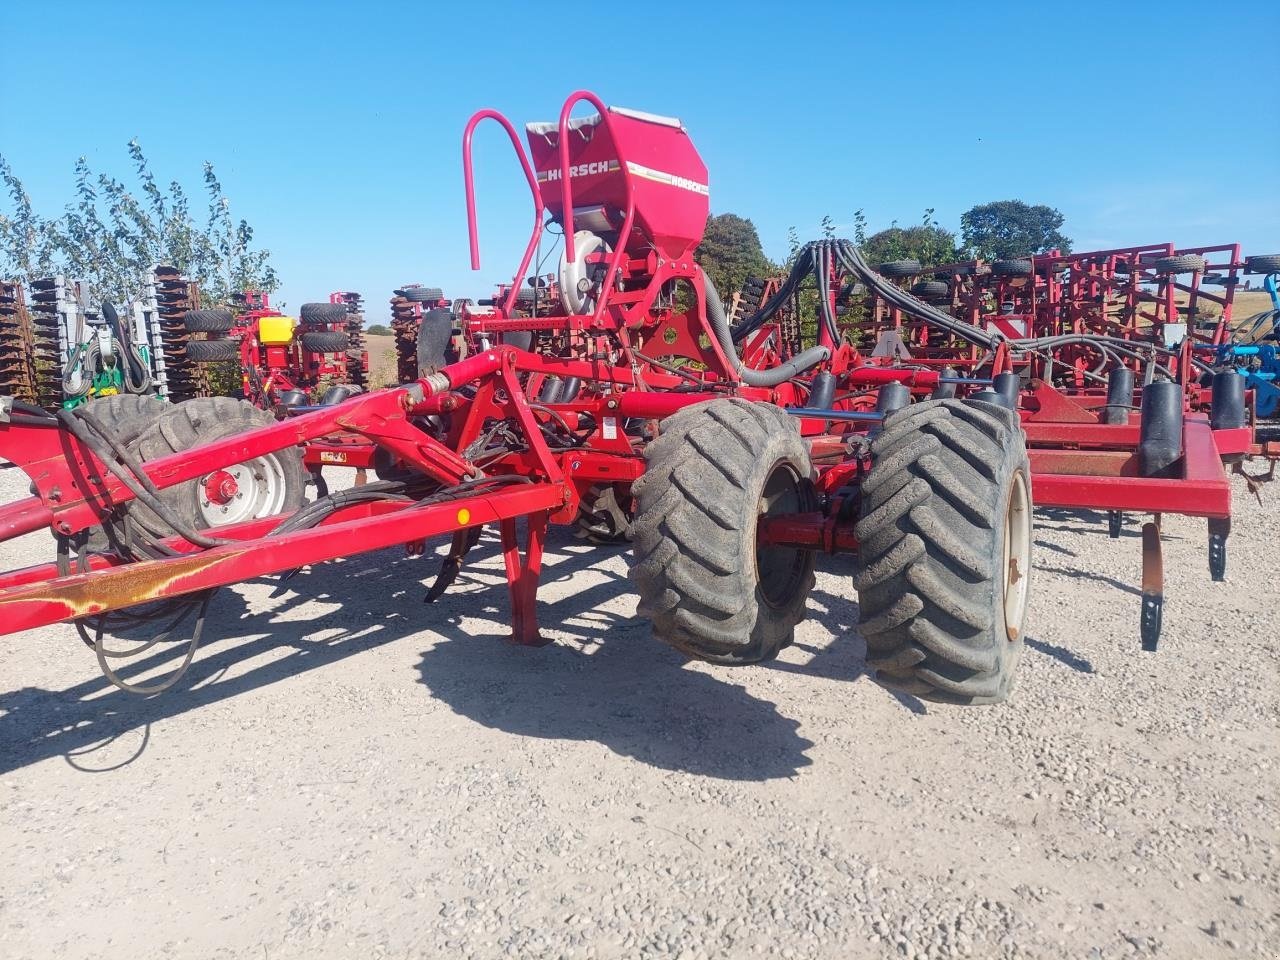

319,451,349,463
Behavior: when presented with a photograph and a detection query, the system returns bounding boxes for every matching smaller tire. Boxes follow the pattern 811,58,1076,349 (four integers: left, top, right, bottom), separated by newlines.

300,330,349,353
911,280,950,299
1154,255,1207,275
186,338,240,362
992,259,1033,277
416,309,454,372
299,303,349,325
402,287,445,303
879,260,922,278
1245,254,1280,275
575,484,634,543
131,397,305,534
183,309,235,333
78,393,169,448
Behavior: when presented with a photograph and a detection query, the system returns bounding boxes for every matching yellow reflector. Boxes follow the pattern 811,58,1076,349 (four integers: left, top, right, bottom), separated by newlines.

259,314,296,345
457,508,471,525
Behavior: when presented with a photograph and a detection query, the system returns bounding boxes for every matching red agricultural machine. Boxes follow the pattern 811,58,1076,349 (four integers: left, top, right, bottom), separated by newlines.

0,91,1265,705
183,291,368,409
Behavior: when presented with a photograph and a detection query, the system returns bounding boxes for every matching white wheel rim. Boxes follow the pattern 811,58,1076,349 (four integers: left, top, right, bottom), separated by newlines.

1002,470,1032,641
198,455,288,527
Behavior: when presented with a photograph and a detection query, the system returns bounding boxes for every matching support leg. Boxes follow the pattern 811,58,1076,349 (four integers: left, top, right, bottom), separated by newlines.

1207,516,1229,582
1140,519,1163,652
1107,510,1123,539
500,511,551,647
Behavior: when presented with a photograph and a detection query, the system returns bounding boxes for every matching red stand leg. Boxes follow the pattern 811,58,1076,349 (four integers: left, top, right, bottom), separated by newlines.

500,511,550,646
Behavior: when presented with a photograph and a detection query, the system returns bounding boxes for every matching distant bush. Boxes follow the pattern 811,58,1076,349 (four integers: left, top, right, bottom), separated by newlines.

366,323,392,336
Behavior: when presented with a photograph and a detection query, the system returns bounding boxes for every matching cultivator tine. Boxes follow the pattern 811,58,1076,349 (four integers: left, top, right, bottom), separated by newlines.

424,526,484,603
1140,520,1164,651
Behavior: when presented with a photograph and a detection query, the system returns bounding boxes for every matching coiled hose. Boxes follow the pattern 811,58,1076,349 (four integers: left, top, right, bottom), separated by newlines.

61,302,153,399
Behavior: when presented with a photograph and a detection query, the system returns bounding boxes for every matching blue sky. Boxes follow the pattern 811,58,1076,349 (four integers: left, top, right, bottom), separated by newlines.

3,0,1277,314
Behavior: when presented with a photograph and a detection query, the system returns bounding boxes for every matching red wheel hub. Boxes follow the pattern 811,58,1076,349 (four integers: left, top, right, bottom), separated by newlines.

203,469,239,505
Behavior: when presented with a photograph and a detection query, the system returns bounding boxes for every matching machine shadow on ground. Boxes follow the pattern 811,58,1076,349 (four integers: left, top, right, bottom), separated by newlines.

0,505,1121,779
0,525,861,781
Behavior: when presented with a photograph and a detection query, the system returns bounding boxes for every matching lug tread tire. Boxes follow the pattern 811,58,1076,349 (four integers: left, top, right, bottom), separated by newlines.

878,260,921,278
300,330,348,353
81,393,169,446
131,397,304,535
402,287,445,303
299,303,350,325
853,398,1031,704
1153,255,1207,275
1245,254,1280,275
183,309,235,333
992,259,1033,277
186,338,240,362
911,280,950,298
631,398,816,664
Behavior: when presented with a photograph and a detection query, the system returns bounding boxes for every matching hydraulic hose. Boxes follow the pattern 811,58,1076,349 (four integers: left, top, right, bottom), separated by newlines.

104,302,153,395
702,269,830,387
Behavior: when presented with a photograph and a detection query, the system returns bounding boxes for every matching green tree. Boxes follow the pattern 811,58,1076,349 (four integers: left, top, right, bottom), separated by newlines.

861,209,961,267
960,200,1071,260
695,212,778,296
0,157,58,278
0,142,277,304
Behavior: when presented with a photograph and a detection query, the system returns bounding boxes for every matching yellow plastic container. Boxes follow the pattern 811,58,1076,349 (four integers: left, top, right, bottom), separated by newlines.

259,313,296,346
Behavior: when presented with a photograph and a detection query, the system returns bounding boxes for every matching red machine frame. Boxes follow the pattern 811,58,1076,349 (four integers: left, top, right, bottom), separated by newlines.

0,90,1259,666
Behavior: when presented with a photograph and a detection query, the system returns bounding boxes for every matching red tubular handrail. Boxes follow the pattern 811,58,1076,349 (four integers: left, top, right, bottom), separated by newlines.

556,90,636,324
462,110,545,317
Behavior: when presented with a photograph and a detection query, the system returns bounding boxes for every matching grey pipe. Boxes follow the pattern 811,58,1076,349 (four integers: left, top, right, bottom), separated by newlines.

702,270,829,387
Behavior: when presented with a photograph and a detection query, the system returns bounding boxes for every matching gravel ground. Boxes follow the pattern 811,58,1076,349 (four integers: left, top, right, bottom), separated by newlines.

0,463,1277,959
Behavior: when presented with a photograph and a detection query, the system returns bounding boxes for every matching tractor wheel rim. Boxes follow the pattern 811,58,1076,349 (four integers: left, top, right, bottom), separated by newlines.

198,455,288,527
756,462,808,610
1002,470,1032,641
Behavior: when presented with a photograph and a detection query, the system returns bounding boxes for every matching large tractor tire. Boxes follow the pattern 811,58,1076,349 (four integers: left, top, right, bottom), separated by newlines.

300,330,348,353
183,309,235,333
631,398,816,663
130,397,305,536
853,398,1032,704
299,302,349,326
186,338,239,362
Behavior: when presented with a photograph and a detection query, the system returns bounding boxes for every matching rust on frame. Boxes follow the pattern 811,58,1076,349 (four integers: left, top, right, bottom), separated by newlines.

0,548,247,623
